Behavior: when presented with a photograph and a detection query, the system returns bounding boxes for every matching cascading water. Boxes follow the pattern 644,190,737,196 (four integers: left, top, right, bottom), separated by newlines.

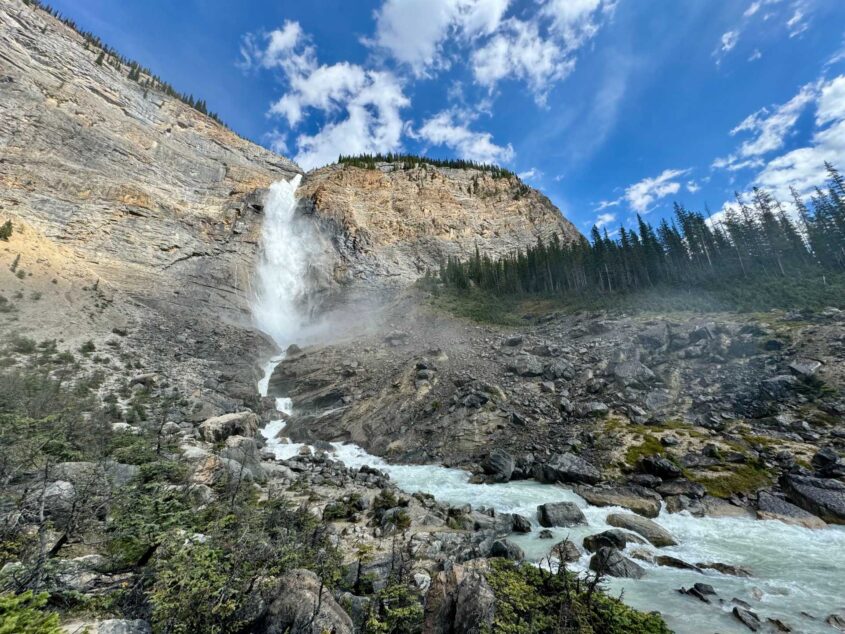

252,176,845,634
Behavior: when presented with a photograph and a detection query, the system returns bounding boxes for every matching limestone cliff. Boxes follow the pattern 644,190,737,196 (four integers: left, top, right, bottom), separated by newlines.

299,162,581,288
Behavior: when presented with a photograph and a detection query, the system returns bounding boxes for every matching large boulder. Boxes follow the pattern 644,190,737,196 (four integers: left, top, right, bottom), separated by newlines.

781,474,845,524
537,502,586,527
613,360,656,387
589,548,645,579
220,436,267,483
507,355,544,377
198,412,259,442
574,485,661,518
483,448,514,483
640,455,682,479
255,569,353,634
756,491,826,529
606,513,677,547
534,453,601,485
424,563,495,634
489,539,524,561
582,529,645,553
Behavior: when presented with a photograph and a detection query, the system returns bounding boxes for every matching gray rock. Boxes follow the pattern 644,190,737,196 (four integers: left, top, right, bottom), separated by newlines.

606,513,677,547
788,358,821,377
490,539,524,561
199,411,259,442
641,455,682,479
511,514,532,533
761,375,798,400
535,452,601,485
577,401,610,418
589,547,645,579
257,568,353,634
550,538,582,562
537,502,586,527
733,606,761,631
483,448,514,483
98,620,152,634
756,491,826,529
781,474,845,524
582,529,645,553
507,355,544,377
574,485,661,518
613,360,656,387
544,358,575,380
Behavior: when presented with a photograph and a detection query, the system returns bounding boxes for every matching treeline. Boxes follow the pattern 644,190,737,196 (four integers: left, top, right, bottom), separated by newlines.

338,153,520,180
439,163,845,297
20,0,224,124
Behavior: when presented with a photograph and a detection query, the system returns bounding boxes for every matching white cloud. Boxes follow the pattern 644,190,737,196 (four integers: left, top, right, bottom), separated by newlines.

625,168,689,213
263,130,289,155
753,75,845,199
594,212,616,228
686,180,701,193
541,0,611,50
748,48,763,61
594,198,620,211
471,18,574,104
518,167,542,181
713,81,818,170
786,8,809,38
416,109,514,164
720,30,740,54
369,0,510,76
245,22,411,171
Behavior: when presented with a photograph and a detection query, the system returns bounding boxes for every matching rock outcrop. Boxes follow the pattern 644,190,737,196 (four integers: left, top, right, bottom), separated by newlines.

298,162,580,288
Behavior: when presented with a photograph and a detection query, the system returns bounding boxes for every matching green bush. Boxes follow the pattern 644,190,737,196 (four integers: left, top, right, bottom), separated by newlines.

0,221,12,242
364,582,424,633
0,591,61,634
484,559,670,634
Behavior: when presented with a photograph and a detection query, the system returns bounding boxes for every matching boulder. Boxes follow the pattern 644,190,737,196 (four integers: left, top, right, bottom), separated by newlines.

220,436,267,483
534,453,601,485
489,539,524,561
732,606,761,631
788,359,821,377
781,474,845,524
424,563,495,634
654,555,700,571
483,448,514,483
613,360,656,387
756,491,826,529
576,401,610,418
655,479,706,500
507,355,544,377
537,502,586,527
511,514,532,533
550,539,582,562
544,359,575,380
640,455,682,479
198,412,259,442
589,547,645,579
256,569,353,634
574,485,661,518
606,513,677,547
582,529,645,553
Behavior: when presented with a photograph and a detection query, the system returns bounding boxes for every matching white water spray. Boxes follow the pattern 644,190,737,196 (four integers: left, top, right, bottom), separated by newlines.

251,176,845,634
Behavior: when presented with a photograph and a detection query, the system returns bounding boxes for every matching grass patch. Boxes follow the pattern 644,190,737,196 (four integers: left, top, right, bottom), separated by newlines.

623,433,664,467
688,464,774,498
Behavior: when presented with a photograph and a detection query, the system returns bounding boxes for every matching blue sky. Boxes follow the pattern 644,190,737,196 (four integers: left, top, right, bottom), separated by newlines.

49,0,845,232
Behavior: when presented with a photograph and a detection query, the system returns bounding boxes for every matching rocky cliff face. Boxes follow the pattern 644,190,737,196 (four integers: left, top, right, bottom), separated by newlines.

0,0,301,333
298,162,581,288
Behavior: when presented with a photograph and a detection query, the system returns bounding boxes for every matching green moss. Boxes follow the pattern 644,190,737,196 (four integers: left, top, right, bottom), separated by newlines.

484,559,670,634
689,464,774,498
624,434,664,466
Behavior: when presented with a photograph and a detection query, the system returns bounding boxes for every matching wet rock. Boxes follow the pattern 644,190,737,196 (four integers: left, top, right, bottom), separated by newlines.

550,539,581,562
511,514,532,533
756,491,827,529
589,547,645,579
826,612,845,631
640,455,682,479
732,606,761,631
534,453,601,485
654,555,700,571
574,485,661,518
257,568,353,634
582,529,645,553
781,474,845,524
766,618,792,632
490,539,524,561
482,448,514,483
606,513,677,547
696,562,752,577
678,582,717,603
198,411,259,442
537,502,586,527
538,529,554,539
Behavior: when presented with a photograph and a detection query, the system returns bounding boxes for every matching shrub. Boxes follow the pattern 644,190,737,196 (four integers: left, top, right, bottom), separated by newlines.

0,221,12,242
0,591,61,634
79,340,96,354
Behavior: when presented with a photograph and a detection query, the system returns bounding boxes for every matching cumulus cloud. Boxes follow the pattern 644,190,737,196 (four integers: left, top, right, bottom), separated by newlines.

625,168,689,213
416,109,514,164
518,167,542,181
369,0,510,75
243,21,410,170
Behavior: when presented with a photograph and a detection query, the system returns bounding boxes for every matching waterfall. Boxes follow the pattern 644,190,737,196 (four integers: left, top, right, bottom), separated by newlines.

252,174,308,347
